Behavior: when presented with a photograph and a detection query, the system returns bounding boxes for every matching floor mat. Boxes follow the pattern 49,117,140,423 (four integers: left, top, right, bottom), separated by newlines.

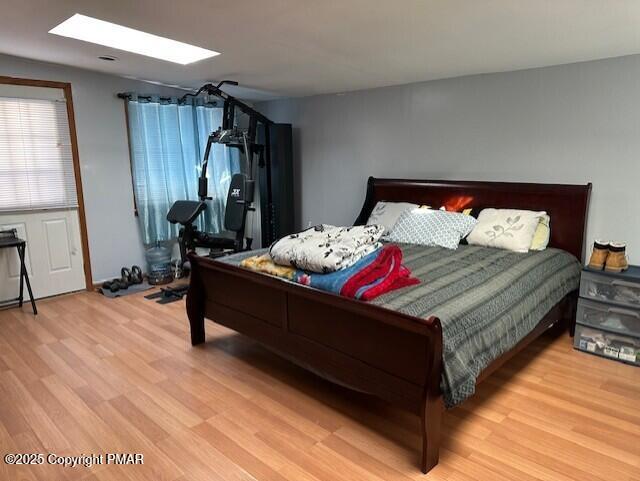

99,281,154,298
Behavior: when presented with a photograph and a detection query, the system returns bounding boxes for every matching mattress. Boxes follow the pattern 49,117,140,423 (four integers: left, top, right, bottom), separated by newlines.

217,243,581,407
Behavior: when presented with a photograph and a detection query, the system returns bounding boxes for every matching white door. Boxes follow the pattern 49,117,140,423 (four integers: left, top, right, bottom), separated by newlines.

0,209,85,301
0,83,87,302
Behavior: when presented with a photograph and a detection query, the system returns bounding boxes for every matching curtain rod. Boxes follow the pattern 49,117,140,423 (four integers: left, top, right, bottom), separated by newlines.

117,92,218,106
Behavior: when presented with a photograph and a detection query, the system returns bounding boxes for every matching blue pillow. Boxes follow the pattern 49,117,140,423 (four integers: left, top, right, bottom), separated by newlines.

386,209,477,249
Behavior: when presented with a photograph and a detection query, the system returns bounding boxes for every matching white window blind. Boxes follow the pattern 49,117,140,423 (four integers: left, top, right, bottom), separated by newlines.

0,96,78,212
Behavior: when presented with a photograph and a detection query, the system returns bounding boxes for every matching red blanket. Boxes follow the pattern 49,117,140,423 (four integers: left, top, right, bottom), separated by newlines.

341,244,420,300
294,244,419,300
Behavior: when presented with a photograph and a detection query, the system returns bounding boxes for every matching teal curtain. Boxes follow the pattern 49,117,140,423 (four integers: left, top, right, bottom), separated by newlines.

126,96,240,244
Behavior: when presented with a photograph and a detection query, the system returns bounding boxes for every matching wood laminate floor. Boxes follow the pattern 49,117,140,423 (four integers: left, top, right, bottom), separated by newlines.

0,290,639,481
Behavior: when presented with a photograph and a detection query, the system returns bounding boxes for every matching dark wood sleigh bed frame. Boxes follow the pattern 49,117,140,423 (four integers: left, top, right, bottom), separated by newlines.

186,177,592,474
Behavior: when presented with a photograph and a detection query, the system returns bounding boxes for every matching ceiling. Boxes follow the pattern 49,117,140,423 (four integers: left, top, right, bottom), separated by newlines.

3,0,640,100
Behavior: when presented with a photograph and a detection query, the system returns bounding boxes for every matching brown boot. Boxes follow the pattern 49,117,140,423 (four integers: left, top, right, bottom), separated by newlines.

605,242,629,273
587,240,609,270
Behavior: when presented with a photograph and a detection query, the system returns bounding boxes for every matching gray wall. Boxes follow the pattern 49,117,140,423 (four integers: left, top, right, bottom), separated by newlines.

0,54,185,282
259,54,640,263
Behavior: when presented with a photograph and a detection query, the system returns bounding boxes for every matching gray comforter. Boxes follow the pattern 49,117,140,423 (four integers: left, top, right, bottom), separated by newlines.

218,244,581,408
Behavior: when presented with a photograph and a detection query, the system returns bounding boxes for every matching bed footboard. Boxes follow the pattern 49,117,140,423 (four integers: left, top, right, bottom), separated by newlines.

186,253,444,473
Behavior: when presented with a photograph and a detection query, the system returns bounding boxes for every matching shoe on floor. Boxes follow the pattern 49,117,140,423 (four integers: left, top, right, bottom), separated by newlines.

605,242,629,273
587,240,609,270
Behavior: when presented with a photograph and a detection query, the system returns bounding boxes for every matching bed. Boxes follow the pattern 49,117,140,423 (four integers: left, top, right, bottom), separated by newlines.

186,177,592,474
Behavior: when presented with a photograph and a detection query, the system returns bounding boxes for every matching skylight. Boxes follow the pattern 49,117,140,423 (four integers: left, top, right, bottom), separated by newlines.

49,14,220,65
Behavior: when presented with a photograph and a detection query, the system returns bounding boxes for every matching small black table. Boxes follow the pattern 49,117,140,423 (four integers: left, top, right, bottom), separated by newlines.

0,229,37,315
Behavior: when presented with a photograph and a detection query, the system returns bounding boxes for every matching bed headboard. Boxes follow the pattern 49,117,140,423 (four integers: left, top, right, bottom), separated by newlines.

354,177,592,261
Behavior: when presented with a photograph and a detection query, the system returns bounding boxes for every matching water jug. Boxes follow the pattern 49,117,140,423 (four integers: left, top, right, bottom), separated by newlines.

145,245,172,285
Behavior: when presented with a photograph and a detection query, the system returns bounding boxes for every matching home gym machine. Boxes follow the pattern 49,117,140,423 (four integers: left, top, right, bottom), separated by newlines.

148,81,293,303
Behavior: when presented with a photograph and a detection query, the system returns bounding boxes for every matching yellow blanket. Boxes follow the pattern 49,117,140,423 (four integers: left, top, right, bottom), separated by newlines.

240,254,296,280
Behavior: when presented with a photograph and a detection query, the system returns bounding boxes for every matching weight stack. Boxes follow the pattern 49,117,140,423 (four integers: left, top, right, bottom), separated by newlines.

258,123,294,246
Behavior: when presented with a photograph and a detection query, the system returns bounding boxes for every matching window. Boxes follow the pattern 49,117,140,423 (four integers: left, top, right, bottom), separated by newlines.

0,95,77,212
125,97,239,244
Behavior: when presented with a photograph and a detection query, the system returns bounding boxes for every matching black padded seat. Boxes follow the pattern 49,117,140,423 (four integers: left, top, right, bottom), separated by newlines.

167,200,206,225
167,174,250,260
215,230,237,240
195,229,240,251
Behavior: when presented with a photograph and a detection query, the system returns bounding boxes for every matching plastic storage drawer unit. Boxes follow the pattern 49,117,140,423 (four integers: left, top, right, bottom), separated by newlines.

576,298,640,336
580,270,640,309
574,323,640,366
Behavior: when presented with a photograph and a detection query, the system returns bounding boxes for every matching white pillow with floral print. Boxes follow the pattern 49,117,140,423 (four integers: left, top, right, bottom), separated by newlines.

466,209,547,253
366,201,420,234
